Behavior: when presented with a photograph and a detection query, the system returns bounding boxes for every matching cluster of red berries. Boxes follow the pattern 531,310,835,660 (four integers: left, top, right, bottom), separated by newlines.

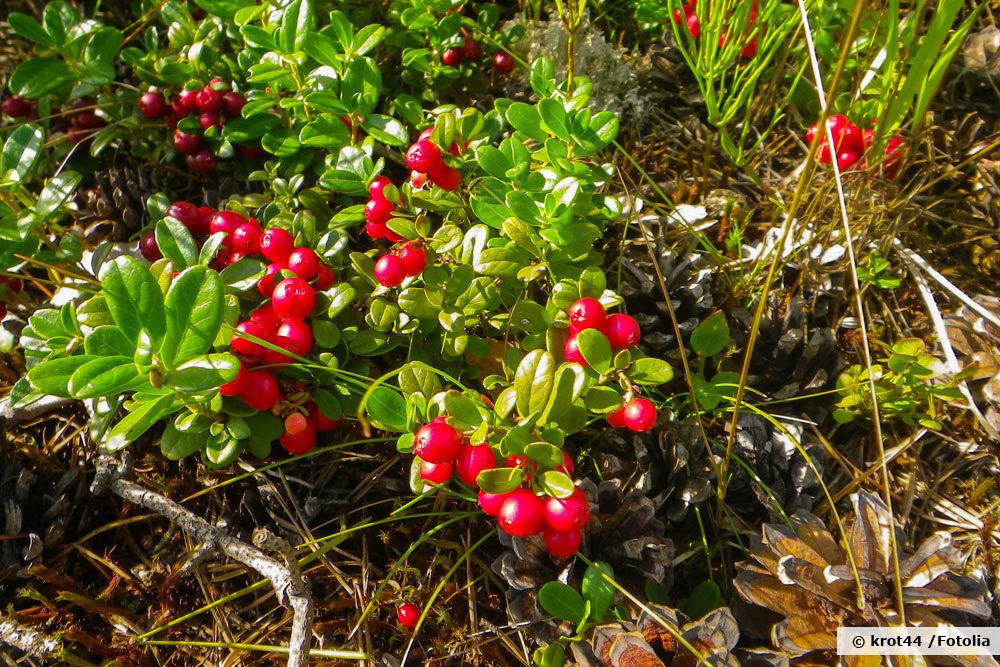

412,416,588,558
62,97,107,145
363,176,405,242
373,241,427,288
673,0,760,58
405,128,462,191
806,115,905,176
137,79,256,172
0,274,23,320
439,31,514,75
0,94,36,120
562,298,658,432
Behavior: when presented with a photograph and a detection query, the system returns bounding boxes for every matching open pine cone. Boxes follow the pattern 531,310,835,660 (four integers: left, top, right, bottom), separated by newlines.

734,491,994,666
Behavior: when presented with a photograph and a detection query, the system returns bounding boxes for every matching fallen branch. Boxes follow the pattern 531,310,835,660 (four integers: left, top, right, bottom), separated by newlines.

0,612,61,657
91,453,313,667
0,395,77,425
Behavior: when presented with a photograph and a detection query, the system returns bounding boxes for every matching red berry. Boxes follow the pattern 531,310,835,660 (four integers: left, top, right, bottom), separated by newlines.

740,35,758,58
405,139,443,174
427,163,461,191
173,129,202,155
285,412,309,435
686,11,701,37
167,201,202,233
460,35,482,61
419,460,453,485
558,451,574,475
493,52,515,75
601,313,641,349
455,443,496,487
568,297,605,331
862,128,875,150
544,527,582,558
258,262,285,297
836,150,861,171
364,198,395,226
410,171,428,188
838,124,864,154
413,420,462,464
271,278,316,320
196,87,223,113
564,334,586,365
478,490,509,516
139,92,169,119
221,91,246,117
275,318,313,356
279,421,317,455
881,136,905,179
239,145,264,160
233,223,262,254
307,401,341,431
497,489,545,537
1,96,33,118
232,319,270,357
198,112,220,130
622,397,657,432
374,254,407,288
186,150,217,172
543,488,590,532
369,176,393,200
396,602,421,630
313,265,335,290
139,231,162,261
250,303,282,332
176,89,199,113
287,248,320,281
210,210,245,237
606,406,627,428
365,221,388,240
219,362,249,396
240,370,280,411
441,48,462,67
260,228,295,264
397,244,427,277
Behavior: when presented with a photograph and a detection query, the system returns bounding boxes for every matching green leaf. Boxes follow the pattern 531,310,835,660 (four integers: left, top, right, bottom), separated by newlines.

2,124,44,181
27,355,97,397
155,216,198,269
84,325,134,357
581,562,615,622
689,311,729,357
9,58,75,98
476,467,523,494
35,171,82,222
68,356,141,398
538,582,587,624
534,643,565,667
351,23,384,55
506,102,549,142
101,256,166,343
397,362,443,399
7,13,54,46
629,358,674,385
539,470,575,498
299,114,351,149
538,99,571,141
161,267,223,368
278,0,314,53
160,421,203,460
362,114,408,147
442,391,484,428
541,364,584,423
223,114,281,143
219,258,264,292
103,392,177,452
681,580,720,620
326,283,356,317
163,353,238,392
366,386,407,432
514,350,555,420
576,328,612,374
191,0,254,20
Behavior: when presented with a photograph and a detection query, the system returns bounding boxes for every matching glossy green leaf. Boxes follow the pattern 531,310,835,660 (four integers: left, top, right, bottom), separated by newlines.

538,582,587,624
629,358,674,385
7,13,54,46
161,267,224,368
397,362,443,399
160,422,202,460
476,466,523,494
103,392,177,451
1,124,44,182
539,470,575,498
191,0,254,20
100,256,166,342
163,353,238,392
35,171,81,222
9,58,74,98
366,386,407,432
27,355,98,397
576,328,612,373
155,215,198,269
581,562,615,621
279,0,314,53
689,311,729,357
514,349,555,419
68,356,141,398
505,102,549,142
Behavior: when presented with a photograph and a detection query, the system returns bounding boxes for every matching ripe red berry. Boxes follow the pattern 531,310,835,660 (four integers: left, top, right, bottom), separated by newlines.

257,263,285,297
405,139,443,174
427,163,461,191
173,129,202,155
369,176,393,200
1,96,33,118
279,421,317,455
558,450,574,475
167,201,203,233
232,319,270,357
364,198,395,226
478,490,509,516
543,488,590,532
307,401,341,431
271,278,316,320
139,231,162,261
210,211,245,237
176,89,199,113
544,527,582,558
601,313,641,349
397,244,427,277
313,264,335,290
455,443,496,487
498,489,545,537
218,363,248,397
686,12,701,38
186,149,217,172
250,303,281,332
285,412,309,436
275,318,313,356
232,223,262,254
563,334,586,365
239,145,264,160
139,92,169,119
568,297,606,331
493,52,515,75
374,254,407,288
396,602,421,630
196,87,223,113
287,248,320,281
410,171,427,188
221,91,246,117
606,406,627,428
260,228,295,264
419,460,453,485
836,150,861,171
413,420,462,464
838,124,864,154
240,370,280,411
198,112,220,130
740,35,758,58
441,48,462,67
622,397,657,432
460,35,482,61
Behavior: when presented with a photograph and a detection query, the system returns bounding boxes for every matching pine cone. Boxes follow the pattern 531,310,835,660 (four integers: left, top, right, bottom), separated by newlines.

74,165,167,244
